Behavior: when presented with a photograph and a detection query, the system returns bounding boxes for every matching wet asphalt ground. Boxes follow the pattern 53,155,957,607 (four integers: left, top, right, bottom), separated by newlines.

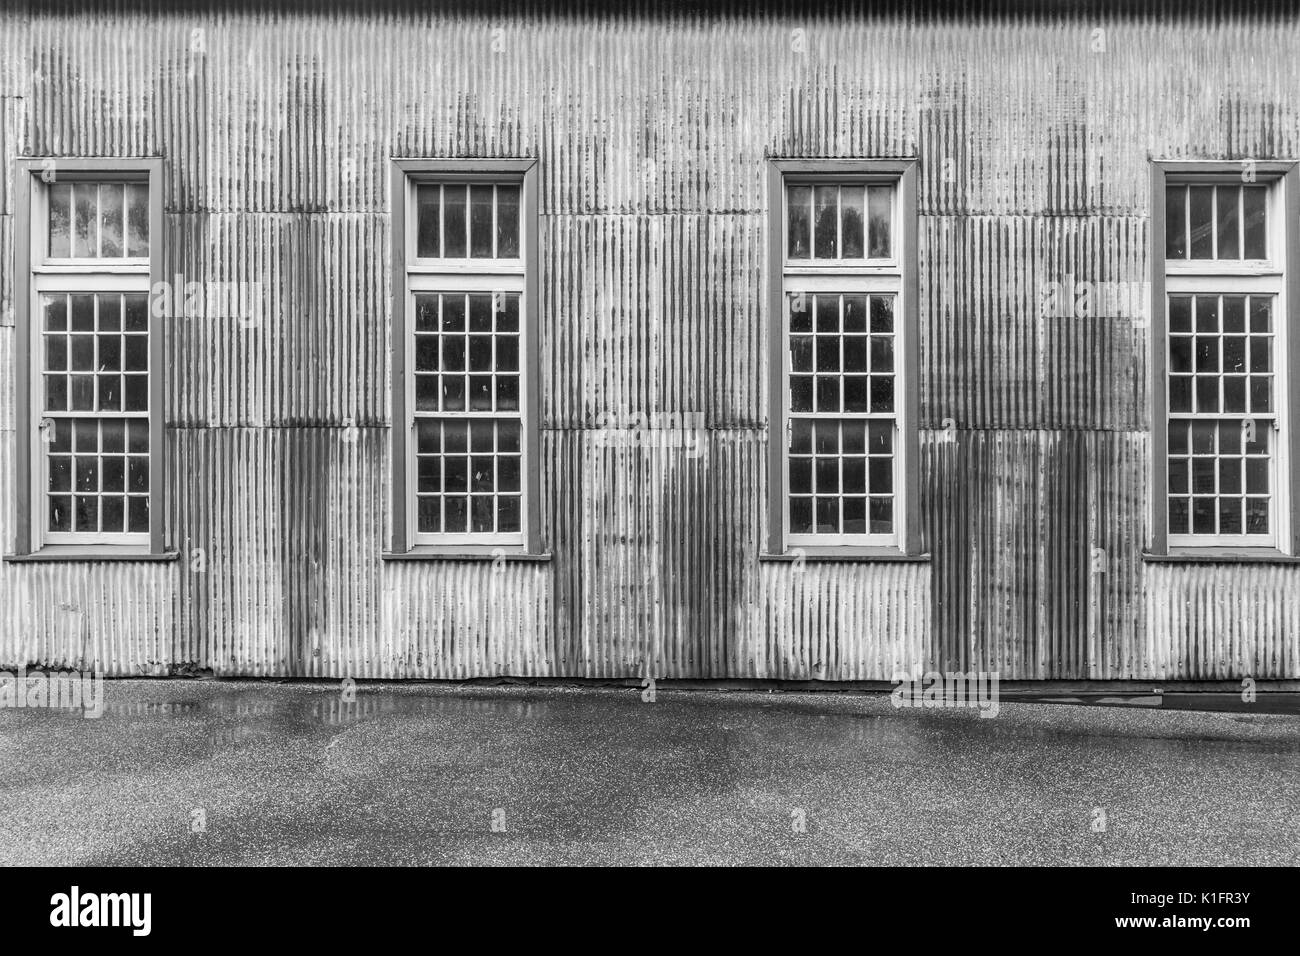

0,681,1297,866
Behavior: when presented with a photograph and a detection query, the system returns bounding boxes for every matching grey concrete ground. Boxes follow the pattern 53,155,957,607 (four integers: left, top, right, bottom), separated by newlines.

0,680,1297,866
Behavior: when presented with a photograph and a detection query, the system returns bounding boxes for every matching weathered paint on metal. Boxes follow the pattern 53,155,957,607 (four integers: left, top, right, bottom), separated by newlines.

1,3,1299,679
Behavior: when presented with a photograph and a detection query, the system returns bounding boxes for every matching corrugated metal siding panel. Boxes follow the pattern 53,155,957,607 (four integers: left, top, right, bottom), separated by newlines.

543,213,763,430
548,429,756,678
208,20,391,213
755,560,930,680
2,6,1300,679
171,426,389,676
0,563,175,674
0,97,18,215
25,14,171,170
922,215,1147,431
1038,216,1148,429
164,213,387,426
381,559,554,678
0,7,26,103
925,429,1145,680
1147,565,1300,679
543,427,928,679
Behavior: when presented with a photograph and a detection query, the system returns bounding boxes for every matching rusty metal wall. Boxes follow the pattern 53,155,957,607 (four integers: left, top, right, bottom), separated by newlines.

1,2,1298,679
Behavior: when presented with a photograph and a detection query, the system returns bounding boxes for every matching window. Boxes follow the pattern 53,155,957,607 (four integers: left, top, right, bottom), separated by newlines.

1153,162,1300,554
767,160,919,556
390,160,539,555
12,160,164,556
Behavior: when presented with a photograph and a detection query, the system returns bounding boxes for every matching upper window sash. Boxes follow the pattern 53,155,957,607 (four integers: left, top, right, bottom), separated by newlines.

404,176,526,275
30,175,152,274
1163,170,1288,280
782,175,901,272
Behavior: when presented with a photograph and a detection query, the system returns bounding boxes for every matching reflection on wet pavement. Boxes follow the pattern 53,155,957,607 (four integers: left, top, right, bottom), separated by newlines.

0,682,1297,866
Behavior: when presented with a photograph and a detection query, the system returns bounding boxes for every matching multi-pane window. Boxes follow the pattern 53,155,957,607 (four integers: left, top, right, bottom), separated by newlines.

787,294,897,536
23,169,156,549
47,182,150,259
397,165,534,549
776,165,913,550
786,183,893,261
1164,183,1268,261
412,292,523,535
41,293,151,535
415,184,520,260
1162,175,1285,548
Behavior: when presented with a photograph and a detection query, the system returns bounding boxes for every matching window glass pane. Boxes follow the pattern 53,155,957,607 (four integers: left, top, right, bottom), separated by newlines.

99,184,124,257
787,185,811,260
1168,295,1191,333
496,185,520,258
843,294,867,333
125,184,149,256
870,295,893,333
841,186,864,258
867,186,892,258
128,496,149,533
813,186,837,258
816,332,837,369
469,294,492,332
491,376,518,412
469,185,494,257
1215,186,1238,259
1243,185,1267,259
71,294,94,331
416,185,441,257
1168,497,1189,534
44,295,67,332
125,294,149,332
1164,185,1186,259
1188,185,1214,258
70,376,93,411
498,295,519,333
124,375,148,411
73,183,97,257
49,183,71,257
789,497,813,534
442,185,467,257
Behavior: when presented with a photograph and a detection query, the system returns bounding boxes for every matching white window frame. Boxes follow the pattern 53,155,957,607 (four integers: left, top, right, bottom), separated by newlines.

15,161,164,555
779,171,908,550
395,165,537,551
1164,175,1290,550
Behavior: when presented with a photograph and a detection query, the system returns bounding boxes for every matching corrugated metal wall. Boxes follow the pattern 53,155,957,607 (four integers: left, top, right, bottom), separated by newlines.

1,1,1298,679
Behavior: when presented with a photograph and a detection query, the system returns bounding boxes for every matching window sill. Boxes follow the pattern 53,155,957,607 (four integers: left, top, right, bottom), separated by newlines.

4,546,180,563
382,547,552,562
760,547,930,563
1143,548,1300,565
